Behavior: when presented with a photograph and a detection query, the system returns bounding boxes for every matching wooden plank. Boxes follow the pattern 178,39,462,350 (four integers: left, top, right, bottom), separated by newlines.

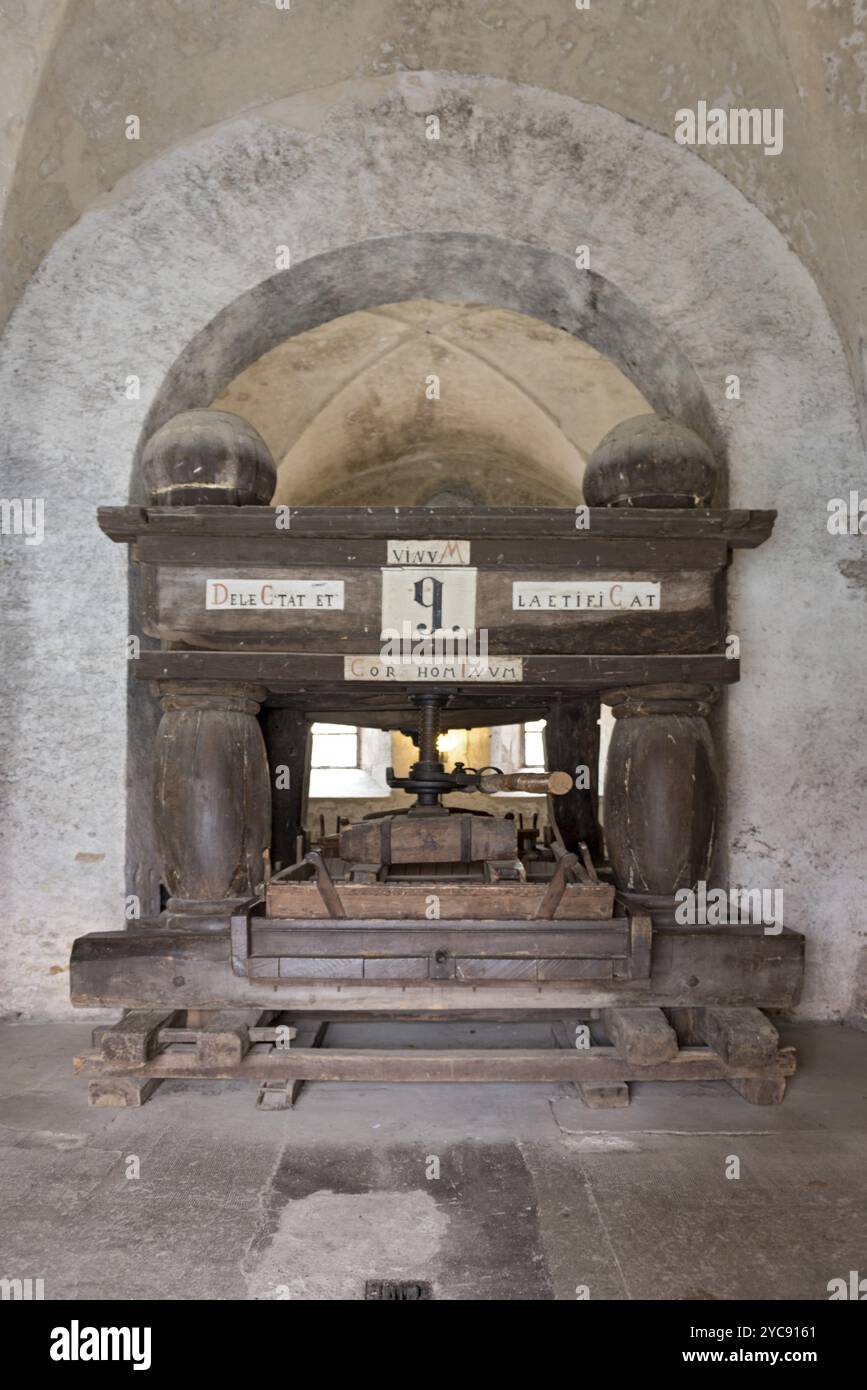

698,1006,780,1066
137,533,728,571
338,813,517,866
277,958,364,979
75,1044,797,1085
363,958,429,979
255,956,620,983
138,651,741,690
250,924,630,958
264,880,614,921
96,506,148,542
537,958,613,980
479,569,721,656
456,959,538,981
602,1007,678,1064
158,1019,288,1045
98,504,775,547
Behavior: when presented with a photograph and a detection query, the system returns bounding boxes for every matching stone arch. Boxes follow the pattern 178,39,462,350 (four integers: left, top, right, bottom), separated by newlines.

0,72,862,1018
134,235,719,502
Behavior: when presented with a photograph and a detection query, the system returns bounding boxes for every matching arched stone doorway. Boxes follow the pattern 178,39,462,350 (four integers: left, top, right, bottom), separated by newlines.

0,74,861,1018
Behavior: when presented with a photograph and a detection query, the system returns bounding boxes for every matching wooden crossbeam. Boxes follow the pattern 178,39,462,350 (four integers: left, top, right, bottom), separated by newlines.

75,1044,796,1086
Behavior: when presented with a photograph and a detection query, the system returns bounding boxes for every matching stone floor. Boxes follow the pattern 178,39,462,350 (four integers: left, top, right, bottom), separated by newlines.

0,1019,865,1300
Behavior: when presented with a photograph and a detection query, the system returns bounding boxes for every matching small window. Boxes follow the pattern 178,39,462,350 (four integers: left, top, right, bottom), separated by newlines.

522,719,546,770
311,722,360,769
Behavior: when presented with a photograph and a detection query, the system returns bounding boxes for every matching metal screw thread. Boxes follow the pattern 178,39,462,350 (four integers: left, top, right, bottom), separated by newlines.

417,698,441,767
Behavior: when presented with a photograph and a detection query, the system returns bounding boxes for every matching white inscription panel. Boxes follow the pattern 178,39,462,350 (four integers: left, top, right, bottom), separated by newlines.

386,539,470,565
206,578,344,610
381,566,477,636
345,655,522,682
513,581,661,611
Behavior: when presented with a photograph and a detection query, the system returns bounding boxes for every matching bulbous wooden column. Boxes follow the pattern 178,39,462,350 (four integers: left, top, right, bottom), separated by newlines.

154,683,272,923
141,408,278,925
587,413,721,924
601,684,720,921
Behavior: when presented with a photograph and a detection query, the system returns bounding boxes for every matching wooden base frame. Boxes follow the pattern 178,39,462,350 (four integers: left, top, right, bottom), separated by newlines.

70,919,805,1012
74,1005,795,1110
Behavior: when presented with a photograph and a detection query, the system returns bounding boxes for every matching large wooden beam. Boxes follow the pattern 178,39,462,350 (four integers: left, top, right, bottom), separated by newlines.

98,504,776,547
70,923,805,1011
75,1043,796,1086
139,652,740,691
137,533,729,571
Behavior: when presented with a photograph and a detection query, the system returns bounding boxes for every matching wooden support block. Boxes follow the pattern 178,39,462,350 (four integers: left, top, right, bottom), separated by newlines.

194,1009,261,1067
728,1075,787,1106
88,1076,163,1108
255,1020,328,1111
666,1007,704,1046
98,1010,177,1065
256,1082,296,1111
551,1019,630,1107
577,1081,630,1109
699,1007,779,1066
602,1007,678,1064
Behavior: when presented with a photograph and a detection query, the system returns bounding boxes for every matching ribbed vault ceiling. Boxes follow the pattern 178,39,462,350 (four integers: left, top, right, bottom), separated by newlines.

210,300,651,506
